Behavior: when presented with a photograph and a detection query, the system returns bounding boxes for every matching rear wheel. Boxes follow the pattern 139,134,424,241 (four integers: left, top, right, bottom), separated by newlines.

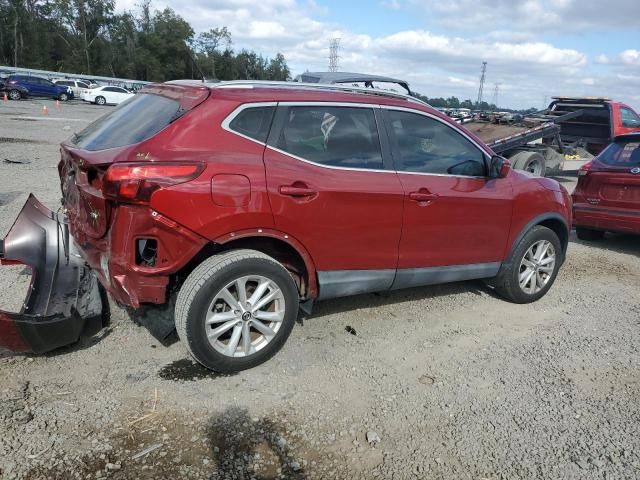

576,227,605,241
494,226,562,303
175,249,299,373
510,151,546,177
95,96,106,105
8,89,21,100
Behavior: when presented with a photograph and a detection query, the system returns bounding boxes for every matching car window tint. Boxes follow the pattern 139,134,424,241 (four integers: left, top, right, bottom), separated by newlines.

71,93,180,151
229,106,275,143
103,87,116,92
275,106,383,170
78,82,89,88
387,110,486,176
620,107,640,128
599,141,640,166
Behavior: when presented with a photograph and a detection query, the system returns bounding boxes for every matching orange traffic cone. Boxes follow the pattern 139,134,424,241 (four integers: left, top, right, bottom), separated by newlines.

42,105,48,116
55,100,60,108
3,92,7,102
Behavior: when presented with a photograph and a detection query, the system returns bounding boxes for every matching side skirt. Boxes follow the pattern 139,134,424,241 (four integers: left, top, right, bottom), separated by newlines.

316,263,501,300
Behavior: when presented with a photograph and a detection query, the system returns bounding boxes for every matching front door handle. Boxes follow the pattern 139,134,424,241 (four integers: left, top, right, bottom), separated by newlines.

279,185,317,197
409,191,439,202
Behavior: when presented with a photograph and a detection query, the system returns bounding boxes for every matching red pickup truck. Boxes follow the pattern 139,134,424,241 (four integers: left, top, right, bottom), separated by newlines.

549,97,640,155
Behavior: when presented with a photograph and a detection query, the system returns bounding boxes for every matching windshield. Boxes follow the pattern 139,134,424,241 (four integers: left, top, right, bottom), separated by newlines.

71,93,181,151
599,140,640,167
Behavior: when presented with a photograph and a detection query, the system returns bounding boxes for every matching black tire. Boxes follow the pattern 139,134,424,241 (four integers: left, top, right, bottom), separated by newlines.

494,226,562,304
576,227,605,241
95,96,106,105
58,92,69,101
8,89,21,100
175,249,299,373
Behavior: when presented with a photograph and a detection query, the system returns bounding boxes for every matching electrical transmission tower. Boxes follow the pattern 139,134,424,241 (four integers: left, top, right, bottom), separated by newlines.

476,61,487,106
493,83,500,107
493,83,501,108
328,38,340,72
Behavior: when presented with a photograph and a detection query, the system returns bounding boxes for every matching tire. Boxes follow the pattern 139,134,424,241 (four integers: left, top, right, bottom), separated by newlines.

8,89,21,100
95,96,106,105
175,249,299,373
509,151,546,177
494,226,562,304
58,92,68,102
576,227,605,241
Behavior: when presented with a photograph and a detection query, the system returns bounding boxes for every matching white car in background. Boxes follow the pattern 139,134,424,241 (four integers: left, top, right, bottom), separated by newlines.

53,79,91,98
82,86,134,105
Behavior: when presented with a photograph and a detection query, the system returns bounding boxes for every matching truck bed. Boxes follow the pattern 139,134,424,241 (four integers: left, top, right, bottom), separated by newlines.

464,122,531,145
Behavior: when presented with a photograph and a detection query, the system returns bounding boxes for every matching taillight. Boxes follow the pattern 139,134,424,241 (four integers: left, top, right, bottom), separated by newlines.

577,161,593,177
103,162,204,204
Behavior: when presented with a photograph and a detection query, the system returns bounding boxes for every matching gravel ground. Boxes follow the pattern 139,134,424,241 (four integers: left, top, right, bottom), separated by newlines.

0,99,639,480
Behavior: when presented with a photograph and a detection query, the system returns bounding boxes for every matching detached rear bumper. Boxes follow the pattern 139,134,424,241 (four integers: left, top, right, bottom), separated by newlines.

0,195,106,354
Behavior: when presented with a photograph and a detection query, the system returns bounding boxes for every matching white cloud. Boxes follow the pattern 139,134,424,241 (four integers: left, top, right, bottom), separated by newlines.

113,0,640,110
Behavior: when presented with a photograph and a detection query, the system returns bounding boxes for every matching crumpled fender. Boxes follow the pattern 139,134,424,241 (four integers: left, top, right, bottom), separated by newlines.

0,195,107,354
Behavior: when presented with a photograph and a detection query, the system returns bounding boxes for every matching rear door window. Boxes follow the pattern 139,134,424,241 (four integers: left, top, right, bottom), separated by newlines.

599,141,640,166
228,106,275,143
71,93,181,151
273,105,384,170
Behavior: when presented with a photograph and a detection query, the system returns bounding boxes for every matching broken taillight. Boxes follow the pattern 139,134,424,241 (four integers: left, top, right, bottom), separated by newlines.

102,162,204,204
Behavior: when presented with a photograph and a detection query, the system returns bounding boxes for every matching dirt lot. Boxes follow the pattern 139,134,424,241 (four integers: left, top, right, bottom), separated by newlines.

1,99,639,480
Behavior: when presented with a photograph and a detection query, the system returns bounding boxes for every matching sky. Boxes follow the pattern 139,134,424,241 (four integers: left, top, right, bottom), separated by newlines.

115,0,640,110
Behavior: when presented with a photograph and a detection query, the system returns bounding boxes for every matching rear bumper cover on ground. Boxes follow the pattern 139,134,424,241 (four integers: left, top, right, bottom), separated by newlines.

0,195,106,353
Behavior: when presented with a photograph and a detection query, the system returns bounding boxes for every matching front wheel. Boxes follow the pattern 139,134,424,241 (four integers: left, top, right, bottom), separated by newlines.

175,250,299,373
58,92,69,101
494,226,562,303
95,96,106,105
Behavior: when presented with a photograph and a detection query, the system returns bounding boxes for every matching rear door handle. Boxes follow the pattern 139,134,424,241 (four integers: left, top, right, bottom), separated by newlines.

279,185,317,197
409,192,439,202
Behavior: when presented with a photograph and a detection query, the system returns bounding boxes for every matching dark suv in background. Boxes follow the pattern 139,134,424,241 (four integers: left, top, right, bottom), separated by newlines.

2,75,73,101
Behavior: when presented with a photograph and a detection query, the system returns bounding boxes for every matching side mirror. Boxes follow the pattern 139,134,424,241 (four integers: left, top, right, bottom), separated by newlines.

490,155,511,178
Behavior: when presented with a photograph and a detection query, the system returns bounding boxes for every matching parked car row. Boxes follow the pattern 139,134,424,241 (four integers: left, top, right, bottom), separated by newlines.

0,74,135,105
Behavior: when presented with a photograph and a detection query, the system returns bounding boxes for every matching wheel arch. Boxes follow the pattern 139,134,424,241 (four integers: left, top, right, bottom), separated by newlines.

174,230,318,300
507,213,569,263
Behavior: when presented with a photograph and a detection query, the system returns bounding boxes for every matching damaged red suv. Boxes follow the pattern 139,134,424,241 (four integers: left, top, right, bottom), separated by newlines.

0,81,572,372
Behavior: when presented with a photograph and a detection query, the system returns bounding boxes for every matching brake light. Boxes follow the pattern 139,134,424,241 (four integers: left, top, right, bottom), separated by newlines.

577,161,593,177
103,162,204,204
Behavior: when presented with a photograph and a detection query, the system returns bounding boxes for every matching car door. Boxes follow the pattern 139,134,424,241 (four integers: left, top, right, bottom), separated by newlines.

40,78,57,98
381,108,513,289
263,103,404,299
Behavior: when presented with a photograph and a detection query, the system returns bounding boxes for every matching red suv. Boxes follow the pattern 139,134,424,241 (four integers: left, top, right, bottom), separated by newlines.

0,82,572,372
573,133,640,239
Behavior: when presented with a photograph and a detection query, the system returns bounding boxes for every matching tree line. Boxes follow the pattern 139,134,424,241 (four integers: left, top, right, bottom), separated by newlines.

0,0,290,82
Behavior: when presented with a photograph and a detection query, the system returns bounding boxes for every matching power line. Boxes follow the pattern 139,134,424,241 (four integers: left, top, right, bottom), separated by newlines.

328,38,340,72
476,61,487,105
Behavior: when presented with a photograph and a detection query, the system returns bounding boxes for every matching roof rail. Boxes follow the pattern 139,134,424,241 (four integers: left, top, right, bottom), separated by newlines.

170,80,430,106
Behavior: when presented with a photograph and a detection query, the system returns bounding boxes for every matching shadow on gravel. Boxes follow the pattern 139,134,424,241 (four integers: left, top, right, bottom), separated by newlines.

207,407,306,480
158,358,236,381
309,280,493,319
570,232,640,257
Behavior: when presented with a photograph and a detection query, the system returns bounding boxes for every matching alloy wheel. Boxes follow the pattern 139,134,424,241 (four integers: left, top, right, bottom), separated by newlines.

518,240,556,294
205,275,286,357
